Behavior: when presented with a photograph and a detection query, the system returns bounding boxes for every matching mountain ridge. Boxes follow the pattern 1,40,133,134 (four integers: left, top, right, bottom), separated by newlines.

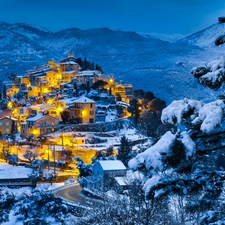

0,20,222,104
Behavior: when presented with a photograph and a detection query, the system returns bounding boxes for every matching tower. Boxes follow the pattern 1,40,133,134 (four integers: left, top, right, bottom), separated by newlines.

68,51,74,58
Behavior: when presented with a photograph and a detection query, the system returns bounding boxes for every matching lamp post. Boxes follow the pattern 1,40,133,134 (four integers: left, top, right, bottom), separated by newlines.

54,144,56,174
48,144,49,171
17,146,19,166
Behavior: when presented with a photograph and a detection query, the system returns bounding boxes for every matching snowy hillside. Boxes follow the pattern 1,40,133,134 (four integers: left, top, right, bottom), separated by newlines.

138,32,185,43
178,22,225,48
0,21,222,103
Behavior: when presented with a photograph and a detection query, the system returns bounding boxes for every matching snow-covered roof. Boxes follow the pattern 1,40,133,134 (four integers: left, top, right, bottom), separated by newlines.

60,62,77,65
61,70,77,74
99,160,126,171
114,176,127,186
26,114,46,121
76,74,95,77
0,116,18,121
73,96,95,104
57,98,77,104
30,104,52,110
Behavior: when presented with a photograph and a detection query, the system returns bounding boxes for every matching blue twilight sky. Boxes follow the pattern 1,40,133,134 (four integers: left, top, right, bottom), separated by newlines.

0,0,225,35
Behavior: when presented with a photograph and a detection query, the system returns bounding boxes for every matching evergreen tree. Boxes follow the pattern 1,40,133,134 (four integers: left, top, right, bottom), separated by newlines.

3,84,6,99
91,62,95,70
165,133,187,169
75,58,82,68
86,81,90,93
83,57,88,70
128,98,142,124
105,146,114,157
117,136,132,167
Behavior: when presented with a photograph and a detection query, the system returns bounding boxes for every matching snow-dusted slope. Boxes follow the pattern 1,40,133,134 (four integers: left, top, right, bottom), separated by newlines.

178,22,225,48
8,23,52,40
138,32,185,43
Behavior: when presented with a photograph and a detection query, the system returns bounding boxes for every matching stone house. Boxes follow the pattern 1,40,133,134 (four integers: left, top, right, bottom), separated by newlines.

20,114,59,137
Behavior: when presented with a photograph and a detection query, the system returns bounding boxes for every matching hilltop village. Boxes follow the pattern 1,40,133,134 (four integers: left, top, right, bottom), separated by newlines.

0,52,141,171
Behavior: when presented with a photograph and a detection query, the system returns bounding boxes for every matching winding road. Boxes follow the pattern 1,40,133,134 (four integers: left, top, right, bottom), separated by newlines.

54,184,90,205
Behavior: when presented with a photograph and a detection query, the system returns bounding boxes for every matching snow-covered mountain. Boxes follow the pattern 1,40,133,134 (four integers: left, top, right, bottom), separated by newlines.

138,32,185,43
0,21,222,104
178,22,225,48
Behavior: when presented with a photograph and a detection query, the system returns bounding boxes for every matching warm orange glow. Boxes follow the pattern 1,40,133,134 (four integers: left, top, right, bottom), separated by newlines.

110,79,113,83
82,110,85,116
32,129,39,135
138,107,142,110
44,88,48,93
7,102,13,109
47,99,53,104
57,107,63,112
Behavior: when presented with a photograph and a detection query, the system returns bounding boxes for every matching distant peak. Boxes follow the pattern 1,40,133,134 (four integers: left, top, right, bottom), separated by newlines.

0,20,7,25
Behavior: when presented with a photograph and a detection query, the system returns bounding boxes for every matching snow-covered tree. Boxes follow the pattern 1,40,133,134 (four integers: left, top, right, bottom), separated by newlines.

191,56,225,89
73,157,92,179
0,189,16,223
14,190,84,224
129,97,225,224
23,150,38,164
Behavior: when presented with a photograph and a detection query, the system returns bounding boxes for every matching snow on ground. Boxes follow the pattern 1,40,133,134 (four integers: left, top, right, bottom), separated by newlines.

105,110,117,122
48,182,65,190
4,187,32,196
49,127,147,151
0,163,53,179
0,163,32,179
162,99,225,133
35,183,65,191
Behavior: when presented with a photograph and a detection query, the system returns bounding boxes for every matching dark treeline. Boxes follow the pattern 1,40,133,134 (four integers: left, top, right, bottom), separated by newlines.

75,57,103,73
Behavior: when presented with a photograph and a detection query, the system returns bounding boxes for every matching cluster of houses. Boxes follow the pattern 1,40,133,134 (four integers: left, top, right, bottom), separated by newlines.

0,52,133,139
